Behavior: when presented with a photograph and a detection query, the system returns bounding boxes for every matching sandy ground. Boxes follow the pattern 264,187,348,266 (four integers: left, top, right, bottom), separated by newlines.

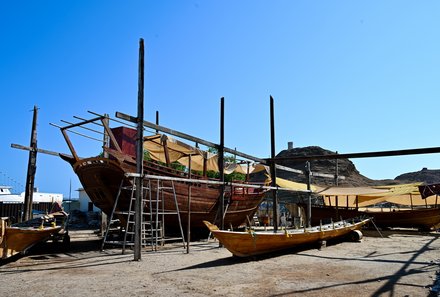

0,229,439,297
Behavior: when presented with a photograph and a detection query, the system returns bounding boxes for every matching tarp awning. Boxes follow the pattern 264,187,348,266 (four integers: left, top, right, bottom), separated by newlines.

320,183,439,207
143,134,267,175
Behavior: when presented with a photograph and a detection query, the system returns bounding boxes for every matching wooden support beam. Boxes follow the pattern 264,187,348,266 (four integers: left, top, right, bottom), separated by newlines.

270,96,278,232
134,38,144,261
11,143,65,157
271,146,440,161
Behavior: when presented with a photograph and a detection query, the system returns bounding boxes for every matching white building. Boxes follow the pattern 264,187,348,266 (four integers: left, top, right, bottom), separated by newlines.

0,186,63,203
77,188,100,212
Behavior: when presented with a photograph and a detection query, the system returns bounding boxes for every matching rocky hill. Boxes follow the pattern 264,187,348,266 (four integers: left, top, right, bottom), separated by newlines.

395,168,440,184
275,146,438,187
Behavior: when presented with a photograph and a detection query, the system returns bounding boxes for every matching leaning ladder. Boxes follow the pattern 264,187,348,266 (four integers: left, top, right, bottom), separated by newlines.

146,179,186,250
101,177,151,253
101,175,186,253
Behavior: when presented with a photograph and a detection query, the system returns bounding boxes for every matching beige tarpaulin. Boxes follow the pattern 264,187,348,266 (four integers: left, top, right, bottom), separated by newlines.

144,134,202,163
224,163,268,175
143,134,267,175
320,183,439,207
177,153,218,172
266,176,318,192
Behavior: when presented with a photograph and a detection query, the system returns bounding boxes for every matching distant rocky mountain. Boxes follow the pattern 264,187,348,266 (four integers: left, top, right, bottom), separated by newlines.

274,146,437,187
395,168,440,184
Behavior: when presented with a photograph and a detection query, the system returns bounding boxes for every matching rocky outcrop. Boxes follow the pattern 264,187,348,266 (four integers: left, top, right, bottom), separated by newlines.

275,146,434,187
395,168,440,184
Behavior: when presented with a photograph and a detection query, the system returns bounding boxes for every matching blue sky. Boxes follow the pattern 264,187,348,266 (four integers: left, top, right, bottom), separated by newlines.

1,1,440,197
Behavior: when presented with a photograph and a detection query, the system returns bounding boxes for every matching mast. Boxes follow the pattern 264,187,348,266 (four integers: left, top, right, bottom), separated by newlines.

22,106,38,222
270,96,278,232
134,38,145,261
219,97,225,230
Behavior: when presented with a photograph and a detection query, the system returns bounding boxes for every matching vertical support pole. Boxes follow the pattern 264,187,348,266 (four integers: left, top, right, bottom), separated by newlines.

335,151,339,186
218,97,225,230
335,195,339,220
186,154,192,253
305,161,312,227
155,111,159,134
101,114,110,235
270,96,278,232
134,38,145,261
23,106,38,222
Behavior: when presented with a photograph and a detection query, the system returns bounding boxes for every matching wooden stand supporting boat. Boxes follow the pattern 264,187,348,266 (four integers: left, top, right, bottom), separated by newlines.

0,211,68,259
204,218,370,257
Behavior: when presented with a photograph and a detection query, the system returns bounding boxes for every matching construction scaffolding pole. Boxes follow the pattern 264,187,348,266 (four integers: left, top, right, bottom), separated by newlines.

270,96,278,232
22,106,38,222
134,38,145,261
219,97,225,230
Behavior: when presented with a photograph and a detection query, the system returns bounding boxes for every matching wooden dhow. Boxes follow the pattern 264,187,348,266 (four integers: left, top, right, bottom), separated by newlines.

204,217,370,257
59,116,271,234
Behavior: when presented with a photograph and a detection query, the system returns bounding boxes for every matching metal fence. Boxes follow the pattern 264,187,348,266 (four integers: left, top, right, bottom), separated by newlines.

0,202,56,224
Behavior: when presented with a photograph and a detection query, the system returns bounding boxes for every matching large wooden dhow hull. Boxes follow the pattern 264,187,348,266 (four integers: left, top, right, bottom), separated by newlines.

204,218,369,257
308,206,440,230
67,155,267,232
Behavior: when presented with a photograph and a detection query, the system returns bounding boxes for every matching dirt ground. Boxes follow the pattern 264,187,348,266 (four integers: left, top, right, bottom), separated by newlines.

0,229,439,297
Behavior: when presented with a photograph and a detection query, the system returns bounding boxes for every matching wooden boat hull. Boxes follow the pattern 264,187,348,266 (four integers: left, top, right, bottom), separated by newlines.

0,225,62,259
0,211,68,259
308,205,440,230
68,156,267,233
204,218,369,257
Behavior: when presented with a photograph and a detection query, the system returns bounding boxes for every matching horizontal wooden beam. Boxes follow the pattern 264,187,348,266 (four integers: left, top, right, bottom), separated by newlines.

11,143,73,158
116,111,267,164
270,146,440,162
115,111,345,179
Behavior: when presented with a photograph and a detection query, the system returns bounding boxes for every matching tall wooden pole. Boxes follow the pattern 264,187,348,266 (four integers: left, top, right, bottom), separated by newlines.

335,151,339,186
306,161,312,227
134,38,145,261
155,111,159,134
186,154,192,253
101,114,110,235
269,96,278,232
219,97,225,230
23,106,38,222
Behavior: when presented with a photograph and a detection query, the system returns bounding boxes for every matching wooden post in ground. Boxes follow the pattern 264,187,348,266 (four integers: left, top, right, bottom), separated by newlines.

134,38,145,261
305,161,312,227
100,114,110,236
23,106,38,222
219,97,225,230
186,154,192,253
270,96,278,232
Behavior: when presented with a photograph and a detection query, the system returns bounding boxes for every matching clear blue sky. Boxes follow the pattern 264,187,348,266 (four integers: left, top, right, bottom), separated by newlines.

2,1,440,197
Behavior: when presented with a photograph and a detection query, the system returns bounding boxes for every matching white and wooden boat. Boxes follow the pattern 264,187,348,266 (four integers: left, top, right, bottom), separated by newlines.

0,211,68,259
204,217,370,257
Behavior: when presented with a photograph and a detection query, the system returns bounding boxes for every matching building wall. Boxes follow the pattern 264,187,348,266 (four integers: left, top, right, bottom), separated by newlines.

78,189,100,212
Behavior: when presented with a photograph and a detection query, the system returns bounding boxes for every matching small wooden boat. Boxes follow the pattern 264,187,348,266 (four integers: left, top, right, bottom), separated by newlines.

307,206,440,231
204,217,370,257
0,211,68,259
303,183,440,231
